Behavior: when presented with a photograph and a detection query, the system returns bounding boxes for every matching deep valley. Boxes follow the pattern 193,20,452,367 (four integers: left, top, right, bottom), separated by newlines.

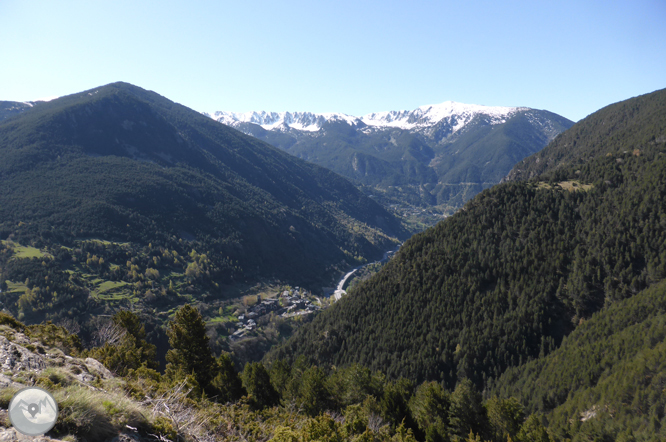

1,84,665,442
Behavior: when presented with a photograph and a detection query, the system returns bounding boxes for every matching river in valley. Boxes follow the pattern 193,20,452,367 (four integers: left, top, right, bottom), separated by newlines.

332,244,401,301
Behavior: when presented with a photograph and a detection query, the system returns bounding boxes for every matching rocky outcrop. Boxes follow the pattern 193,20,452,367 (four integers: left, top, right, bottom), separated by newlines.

0,328,168,442
0,330,116,388
84,357,114,379
0,336,45,372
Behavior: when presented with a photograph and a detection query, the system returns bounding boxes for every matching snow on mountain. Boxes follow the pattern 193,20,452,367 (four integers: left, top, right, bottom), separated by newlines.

208,110,358,132
207,101,529,134
361,102,527,131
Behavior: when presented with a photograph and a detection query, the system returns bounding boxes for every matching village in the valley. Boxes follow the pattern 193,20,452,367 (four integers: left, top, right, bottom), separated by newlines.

227,246,399,343
229,287,322,341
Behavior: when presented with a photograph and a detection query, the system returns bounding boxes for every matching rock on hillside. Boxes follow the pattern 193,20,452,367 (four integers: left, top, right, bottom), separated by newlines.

0,322,161,442
0,334,112,388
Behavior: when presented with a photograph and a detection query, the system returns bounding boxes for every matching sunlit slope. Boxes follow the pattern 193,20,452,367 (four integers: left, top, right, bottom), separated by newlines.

0,82,406,286
505,87,666,181
267,88,666,386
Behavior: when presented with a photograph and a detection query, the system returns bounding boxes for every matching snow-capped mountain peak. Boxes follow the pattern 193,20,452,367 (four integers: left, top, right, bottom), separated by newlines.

207,101,529,134
361,101,527,131
207,110,358,132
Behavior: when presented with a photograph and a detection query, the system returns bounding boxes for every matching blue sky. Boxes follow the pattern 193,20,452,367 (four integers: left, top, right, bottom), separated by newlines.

1,0,664,121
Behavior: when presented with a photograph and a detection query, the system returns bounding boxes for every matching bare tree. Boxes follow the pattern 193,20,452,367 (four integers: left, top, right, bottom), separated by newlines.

92,320,126,347
367,413,388,433
326,410,345,424
56,318,81,335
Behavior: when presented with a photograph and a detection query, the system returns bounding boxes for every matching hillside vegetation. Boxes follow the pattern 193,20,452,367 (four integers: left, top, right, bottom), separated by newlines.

267,88,666,392
1,307,553,442
0,101,33,122
490,278,666,441
504,87,665,181
2,85,665,441
0,83,407,308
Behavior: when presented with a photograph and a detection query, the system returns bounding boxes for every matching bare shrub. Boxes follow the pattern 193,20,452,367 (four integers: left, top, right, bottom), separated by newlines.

367,413,388,432
92,320,126,347
145,380,213,441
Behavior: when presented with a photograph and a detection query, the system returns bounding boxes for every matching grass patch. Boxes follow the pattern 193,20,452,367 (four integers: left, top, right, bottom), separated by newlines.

84,277,134,302
97,293,133,301
537,180,594,192
14,245,46,258
36,367,76,390
557,180,594,192
75,238,130,247
2,240,49,259
208,314,237,324
4,280,28,295
0,387,18,409
95,281,128,294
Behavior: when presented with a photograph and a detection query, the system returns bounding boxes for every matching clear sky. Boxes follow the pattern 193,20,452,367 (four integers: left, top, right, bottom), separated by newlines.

1,0,664,122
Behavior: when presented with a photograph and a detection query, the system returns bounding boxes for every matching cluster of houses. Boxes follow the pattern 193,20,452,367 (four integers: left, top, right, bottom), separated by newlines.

280,288,320,315
230,287,320,340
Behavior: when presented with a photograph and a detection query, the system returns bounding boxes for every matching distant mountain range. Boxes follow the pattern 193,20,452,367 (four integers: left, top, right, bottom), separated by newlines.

210,102,527,132
208,102,574,211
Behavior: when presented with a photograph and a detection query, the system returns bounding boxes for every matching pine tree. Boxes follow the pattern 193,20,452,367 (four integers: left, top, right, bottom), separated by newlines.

516,414,551,442
210,352,245,403
299,366,330,416
486,396,524,441
166,304,217,389
87,310,157,375
448,379,488,439
409,381,450,440
242,362,279,409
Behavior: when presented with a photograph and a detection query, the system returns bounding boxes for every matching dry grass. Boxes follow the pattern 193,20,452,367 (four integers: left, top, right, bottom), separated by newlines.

52,385,150,440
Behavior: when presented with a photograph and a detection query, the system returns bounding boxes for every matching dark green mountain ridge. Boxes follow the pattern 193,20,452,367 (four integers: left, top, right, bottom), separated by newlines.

491,278,666,440
266,88,666,392
504,87,666,181
0,82,406,288
0,100,34,122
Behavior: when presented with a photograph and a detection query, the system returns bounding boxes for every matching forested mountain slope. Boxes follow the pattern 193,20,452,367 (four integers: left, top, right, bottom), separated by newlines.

491,278,666,441
504,87,665,181
214,104,573,211
0,82,405,288
267,88,666,390
0,100,33,122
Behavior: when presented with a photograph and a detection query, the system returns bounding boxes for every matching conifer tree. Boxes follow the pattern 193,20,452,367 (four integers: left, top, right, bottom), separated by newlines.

242,362,279,409
486,396,524,441
516,414,551,442
299,366,330,416
381,378,419,436
166,304,217,389
210,352,245,403
448,379,488,439
409,381,450,441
